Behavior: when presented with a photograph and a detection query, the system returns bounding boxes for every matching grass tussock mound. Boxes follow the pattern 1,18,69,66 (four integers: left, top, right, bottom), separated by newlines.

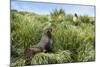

11,9,95,66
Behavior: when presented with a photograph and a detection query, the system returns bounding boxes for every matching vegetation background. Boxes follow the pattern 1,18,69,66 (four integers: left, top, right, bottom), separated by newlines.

11,9,95,66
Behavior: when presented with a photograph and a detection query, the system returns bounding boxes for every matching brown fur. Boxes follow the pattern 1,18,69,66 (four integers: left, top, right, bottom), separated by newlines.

24,27,52,65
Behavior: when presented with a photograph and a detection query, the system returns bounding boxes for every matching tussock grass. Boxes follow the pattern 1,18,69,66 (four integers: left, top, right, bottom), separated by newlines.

11,9,95,66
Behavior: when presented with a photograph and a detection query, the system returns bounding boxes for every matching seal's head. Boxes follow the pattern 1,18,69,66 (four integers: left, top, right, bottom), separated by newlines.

43,27,52,38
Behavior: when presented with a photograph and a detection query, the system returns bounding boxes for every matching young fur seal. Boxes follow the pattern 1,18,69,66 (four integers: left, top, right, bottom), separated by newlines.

24,27,52,65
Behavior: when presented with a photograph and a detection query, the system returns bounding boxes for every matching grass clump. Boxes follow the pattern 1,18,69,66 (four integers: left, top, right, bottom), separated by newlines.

11,9,95,66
